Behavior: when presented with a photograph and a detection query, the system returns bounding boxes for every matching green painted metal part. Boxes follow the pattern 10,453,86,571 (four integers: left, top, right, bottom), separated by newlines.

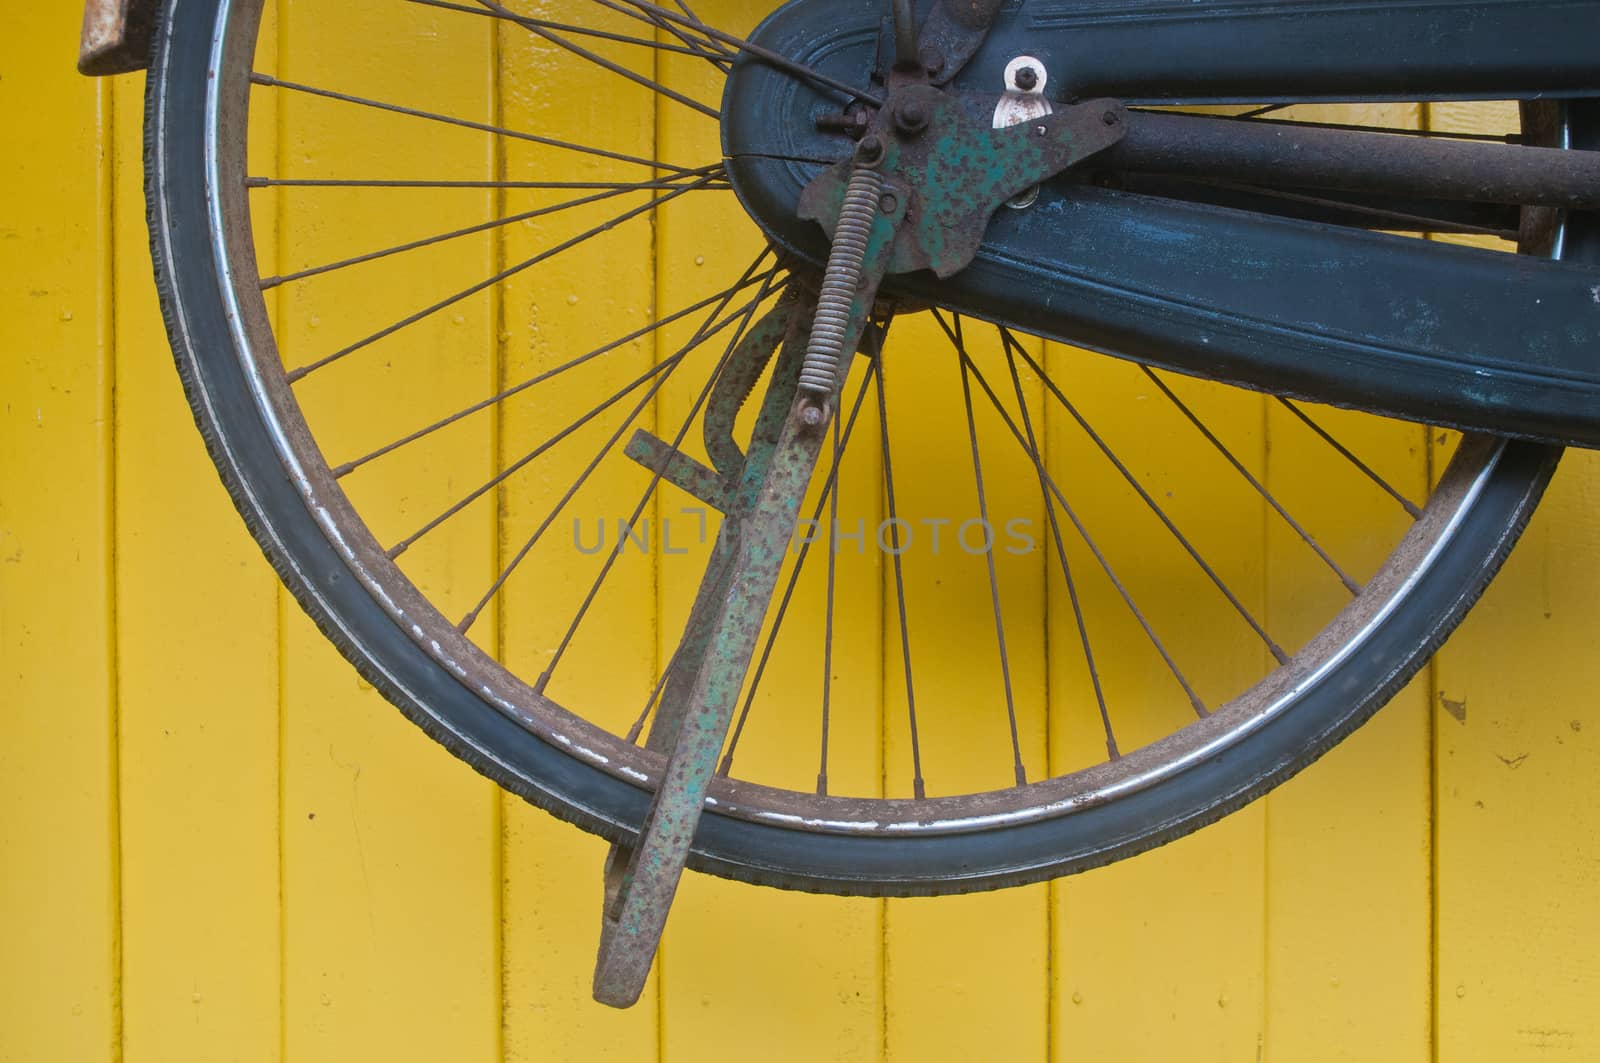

703,295,798,480
800,86,1129,279
593,198,906,1009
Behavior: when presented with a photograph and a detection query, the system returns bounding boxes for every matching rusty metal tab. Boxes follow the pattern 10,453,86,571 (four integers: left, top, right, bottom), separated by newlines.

917,0,1005,84
801,90,1128,279
79,0,159,76
624,431,737,514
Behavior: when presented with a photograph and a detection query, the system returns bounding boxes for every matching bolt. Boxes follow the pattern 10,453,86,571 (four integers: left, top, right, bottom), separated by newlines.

879,191,899,214
856,134,885,166
1102,109,1120,126
1013,66,1038,92
815,110,867,137
893,99,929,136
800,402,827,428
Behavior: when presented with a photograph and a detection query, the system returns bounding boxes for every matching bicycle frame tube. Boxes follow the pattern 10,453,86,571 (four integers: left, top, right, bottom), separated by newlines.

929,0,1600,105
724,0,1600,446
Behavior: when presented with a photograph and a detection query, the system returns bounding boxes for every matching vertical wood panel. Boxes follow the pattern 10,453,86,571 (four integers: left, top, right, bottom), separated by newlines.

1261,103,1434,1063
882,320,1048,1063
1432,98,1600,1063
494,2,661,1055
0,8,119,1060
655,2,886,1052
1433,451,1600,1061
1049,354,1266,1061
110,60,284,1060
1262,405,1432,1060
11,10,1600,1062
275,3,501,1059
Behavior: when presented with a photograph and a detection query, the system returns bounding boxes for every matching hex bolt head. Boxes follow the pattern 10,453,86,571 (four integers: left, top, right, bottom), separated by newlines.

1013,66,1039,92
800,402,827,428
856,134,885,166
893,99,929,136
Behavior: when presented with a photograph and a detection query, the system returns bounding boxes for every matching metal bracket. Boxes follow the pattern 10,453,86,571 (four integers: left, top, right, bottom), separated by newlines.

916,0,1005,84
78,0,159,76
623,432,736,514
800,88,1128,279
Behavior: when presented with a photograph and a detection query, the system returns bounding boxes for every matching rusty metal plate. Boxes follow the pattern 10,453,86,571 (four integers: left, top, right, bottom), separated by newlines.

79,0,158,76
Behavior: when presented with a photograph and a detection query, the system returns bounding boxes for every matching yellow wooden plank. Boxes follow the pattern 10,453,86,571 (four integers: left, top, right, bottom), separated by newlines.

1048,352,1266,1060
1433,450,1600,1061
1262,403,1432,1060
108,55,284,1058
1260,103,1434,1063
493,3,661,1055
1431,98,1600,1063
0,8,119,1060
881,319,1049,1062
275,3,502,1059
653,1,886,1051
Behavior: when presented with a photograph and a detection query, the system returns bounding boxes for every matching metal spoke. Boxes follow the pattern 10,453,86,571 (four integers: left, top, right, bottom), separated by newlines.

535,261,782,691
455,262,782,631
971,332,1208,720
472,0,720,120
994,329,1120,754
388,265,775,560
261,167,723,290
875,337,925,799
605,0,884,106
947,315,1026,786
584,0,738,70
249,73,693,173
286,173,716,382
1140,366,1361,596
406,0,731,64
248,177,730,190
1276,398,1424,518
334,263,778,477
624,649,680,744
1011,343,1289,665
717,358,879,778
395,345,675,559
456,353,686,630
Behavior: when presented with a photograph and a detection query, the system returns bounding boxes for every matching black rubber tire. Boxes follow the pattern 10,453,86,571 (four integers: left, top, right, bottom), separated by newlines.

145,0,1570,896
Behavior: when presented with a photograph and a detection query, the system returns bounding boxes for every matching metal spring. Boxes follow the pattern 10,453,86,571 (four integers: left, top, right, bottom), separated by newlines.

798,165,884,397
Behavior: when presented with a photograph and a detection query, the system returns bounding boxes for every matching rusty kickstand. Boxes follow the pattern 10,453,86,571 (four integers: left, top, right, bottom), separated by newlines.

592,173,907,1010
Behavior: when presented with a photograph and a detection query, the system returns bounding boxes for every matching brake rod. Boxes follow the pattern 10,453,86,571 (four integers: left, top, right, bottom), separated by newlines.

1106,110,1600,211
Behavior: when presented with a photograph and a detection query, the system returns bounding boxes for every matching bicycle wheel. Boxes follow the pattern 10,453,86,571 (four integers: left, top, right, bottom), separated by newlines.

146,0,1582,895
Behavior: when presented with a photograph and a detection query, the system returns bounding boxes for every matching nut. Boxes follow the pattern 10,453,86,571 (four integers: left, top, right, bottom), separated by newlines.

893,99,929,136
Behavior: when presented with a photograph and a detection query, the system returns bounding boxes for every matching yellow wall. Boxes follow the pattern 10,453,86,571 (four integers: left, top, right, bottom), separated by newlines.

4,4,1599,1060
